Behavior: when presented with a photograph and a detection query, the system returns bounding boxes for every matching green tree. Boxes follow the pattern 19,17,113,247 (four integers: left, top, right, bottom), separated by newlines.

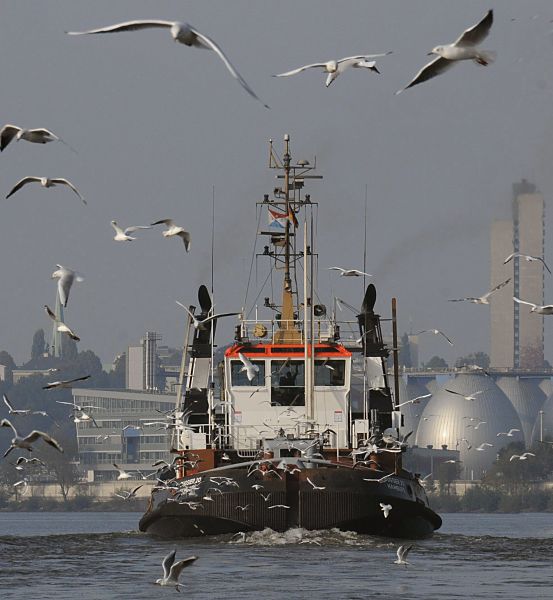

398,333,412,368
37,433,81,503
455,352,490,369
424,356,448,369
31,329,47,360
61,336,78,360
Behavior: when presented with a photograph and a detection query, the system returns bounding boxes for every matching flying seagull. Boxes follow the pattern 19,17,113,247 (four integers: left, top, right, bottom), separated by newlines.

6,176,86,205
328,267,372,277
448,278,510,304
380,502,392,518
151,219,190,251
414,329,454,345
43,375,91,390
3,394,49,417
476,442,493,451
113,463,134,480
114,485,143,500
497,428,520,437
306,477,326,490
513,297,553,315
0,419,63,457
396,393,432,408
274,53,391,87
0,124,73,152
394,544,413,565
397,9,494,93
238,352,259,382
66,20,269,108
509,452,535,461
175,301,239,329
44,305,80,341
444,388,489,401
14,457,46,469
51,264,83,308
110,220,152,242
504,252,551,274
155,549,198,590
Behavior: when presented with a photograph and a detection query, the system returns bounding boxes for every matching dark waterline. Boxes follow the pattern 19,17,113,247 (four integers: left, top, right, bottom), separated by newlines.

0,512,551,600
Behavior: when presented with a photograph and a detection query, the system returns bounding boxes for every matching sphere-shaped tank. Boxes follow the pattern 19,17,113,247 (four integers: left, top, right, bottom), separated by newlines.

397,375,433,437
495,377,545,445
415,374,523,478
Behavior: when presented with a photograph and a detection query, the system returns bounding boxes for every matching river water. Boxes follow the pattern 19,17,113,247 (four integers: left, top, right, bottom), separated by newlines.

0,512,551,599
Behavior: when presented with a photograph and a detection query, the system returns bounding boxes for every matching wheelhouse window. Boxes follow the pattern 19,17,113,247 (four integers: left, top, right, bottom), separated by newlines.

230,360,265,387
314,359,345,386
271,360,305,406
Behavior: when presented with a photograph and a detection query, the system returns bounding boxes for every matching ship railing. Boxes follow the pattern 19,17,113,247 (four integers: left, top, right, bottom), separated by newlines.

238,318,363,346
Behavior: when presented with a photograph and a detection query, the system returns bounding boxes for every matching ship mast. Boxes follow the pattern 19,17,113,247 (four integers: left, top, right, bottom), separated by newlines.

274,134,301,344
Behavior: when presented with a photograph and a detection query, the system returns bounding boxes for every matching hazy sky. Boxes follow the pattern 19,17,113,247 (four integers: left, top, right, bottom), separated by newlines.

1,0,553,367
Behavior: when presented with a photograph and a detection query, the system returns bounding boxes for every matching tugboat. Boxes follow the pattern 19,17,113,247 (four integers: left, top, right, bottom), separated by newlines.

139,135,442,539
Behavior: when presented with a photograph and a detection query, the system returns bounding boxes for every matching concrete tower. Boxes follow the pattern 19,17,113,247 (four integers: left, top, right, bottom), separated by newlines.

490,180,545,369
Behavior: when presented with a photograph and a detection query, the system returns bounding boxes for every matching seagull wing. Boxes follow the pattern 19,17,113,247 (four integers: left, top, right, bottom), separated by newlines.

0,125,21,151
200,312,240,325
64,326,81,342
168,556,199,582
396,56,454,94
437,330,454,345
338,52,392,63
188,26,268,107
484,278,511,298
66,375,92,385
151,218,174,227
67,20,175,35
44,305,58,321
6,177,42,199
454,9,493,47
274,63,328,77
50,178,86,205
536,257,552,274
25,431,63,452
26,128,59,140
513,297,537,309
444,388,463,397
132,485,143,495
328,267,345,273
448,297,475,302
503,252,516,265
124,225,152,234
177,230,191,251
175,301,197,324
398,544,413,561
3,394,15,412
162,550,176,579
56,270,74,308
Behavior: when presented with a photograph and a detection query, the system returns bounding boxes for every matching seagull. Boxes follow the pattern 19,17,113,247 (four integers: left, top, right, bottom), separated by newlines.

466,420,487,430
66,20,269,108
449,278,510,304
396,393,432,408
328,267,372,277
51,264,83,308
0,419,63,457
380,502,392,518
3,394,48,417
513,297,553,315
114,485,143,500
110,220,152,242
476,442,493,451
6,176,86,204
363,473,394,484
175,301,239,330
444,388,489,401
497,428,521,437
73,411,99,427
268,504,290,509
151,219,190,251
396,9,494,94
306,477,326,490
0,124,71,152
113,463,134,480
14,456,46,469
55,401,99,412
155,549,198,590
235,504,250,512
274,53,391,87
44,305,80,341
414,329,454,346
43,375,91,390
394,544,413,565
504,252,551,274
238,352,259,382
510,452,536,461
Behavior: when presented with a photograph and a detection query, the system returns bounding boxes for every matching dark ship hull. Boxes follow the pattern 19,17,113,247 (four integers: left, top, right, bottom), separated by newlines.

139,463,441,539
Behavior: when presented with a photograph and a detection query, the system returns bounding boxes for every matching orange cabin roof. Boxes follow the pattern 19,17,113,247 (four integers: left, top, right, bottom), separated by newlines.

225,343,351,358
